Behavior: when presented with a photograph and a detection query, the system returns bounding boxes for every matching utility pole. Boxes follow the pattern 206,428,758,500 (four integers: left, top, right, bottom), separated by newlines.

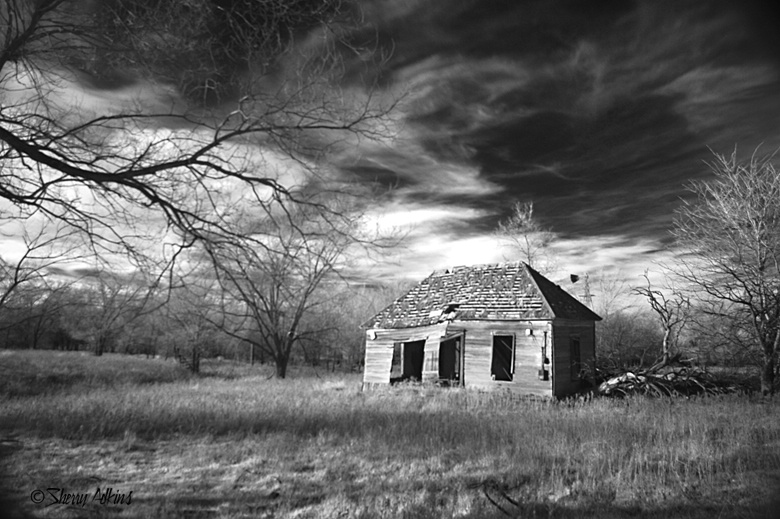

582,273,593,308
570,272,593,308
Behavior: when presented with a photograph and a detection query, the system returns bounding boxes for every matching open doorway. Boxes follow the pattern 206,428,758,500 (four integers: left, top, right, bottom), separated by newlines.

402,340,425,380
438,335,462,385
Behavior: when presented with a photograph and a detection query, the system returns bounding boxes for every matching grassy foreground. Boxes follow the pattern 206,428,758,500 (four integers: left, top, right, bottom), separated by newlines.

1,350,779,518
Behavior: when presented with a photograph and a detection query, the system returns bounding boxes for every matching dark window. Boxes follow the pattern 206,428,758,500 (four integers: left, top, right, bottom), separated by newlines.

570,337,581,380
491,335,515,381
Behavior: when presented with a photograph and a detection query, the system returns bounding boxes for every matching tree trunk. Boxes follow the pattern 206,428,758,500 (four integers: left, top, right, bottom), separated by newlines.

192,347,200,374
250,342,254,366
761,349,775,396
661,327,671,367
275,356,288,378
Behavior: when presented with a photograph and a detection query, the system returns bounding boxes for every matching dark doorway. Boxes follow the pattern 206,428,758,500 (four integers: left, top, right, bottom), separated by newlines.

402,340,425,380
438,337,461,384
491,335,515,381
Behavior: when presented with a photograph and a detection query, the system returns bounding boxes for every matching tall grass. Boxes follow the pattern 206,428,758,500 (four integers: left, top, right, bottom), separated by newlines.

0,350,193,397
2,350,779,517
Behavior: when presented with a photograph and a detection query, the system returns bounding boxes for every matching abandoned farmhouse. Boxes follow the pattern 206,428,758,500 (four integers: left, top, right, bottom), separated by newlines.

362,262,601,398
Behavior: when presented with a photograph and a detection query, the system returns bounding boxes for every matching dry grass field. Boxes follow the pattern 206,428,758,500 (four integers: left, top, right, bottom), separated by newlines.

1,350,779,518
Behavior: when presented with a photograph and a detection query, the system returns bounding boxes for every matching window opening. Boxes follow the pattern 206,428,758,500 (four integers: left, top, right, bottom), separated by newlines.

491,334,515,381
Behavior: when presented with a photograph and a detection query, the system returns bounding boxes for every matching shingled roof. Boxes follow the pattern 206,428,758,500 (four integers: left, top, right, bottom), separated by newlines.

363,262,601,329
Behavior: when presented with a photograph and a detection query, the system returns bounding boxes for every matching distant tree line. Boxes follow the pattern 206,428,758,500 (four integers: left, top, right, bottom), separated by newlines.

0,262,401,375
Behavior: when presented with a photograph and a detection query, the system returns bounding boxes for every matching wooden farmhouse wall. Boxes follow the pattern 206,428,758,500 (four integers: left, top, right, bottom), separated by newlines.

551,319,597,397
362,323,447,388
447,320,553,397
363,318,596,398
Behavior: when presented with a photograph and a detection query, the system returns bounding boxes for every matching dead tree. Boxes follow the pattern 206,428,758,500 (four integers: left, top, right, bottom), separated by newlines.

633,271,690,370
495,201,557,275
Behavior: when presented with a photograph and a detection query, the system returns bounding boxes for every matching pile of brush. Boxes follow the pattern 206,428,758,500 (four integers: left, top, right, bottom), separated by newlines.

597,367,747,397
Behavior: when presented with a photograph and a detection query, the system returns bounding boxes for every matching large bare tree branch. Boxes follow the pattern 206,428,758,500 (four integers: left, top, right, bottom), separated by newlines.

0,0,395,266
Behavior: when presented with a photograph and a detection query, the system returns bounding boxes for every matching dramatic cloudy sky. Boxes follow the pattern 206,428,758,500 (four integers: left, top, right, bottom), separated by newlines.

333,0,780,287
3,0,779,297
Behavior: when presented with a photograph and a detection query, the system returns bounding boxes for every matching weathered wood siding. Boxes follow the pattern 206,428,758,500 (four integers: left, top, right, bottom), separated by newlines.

362,337,394,385
449,320,553,397
422,334,441,382
363,319,596,398
362,323,448,386
551,319,596,397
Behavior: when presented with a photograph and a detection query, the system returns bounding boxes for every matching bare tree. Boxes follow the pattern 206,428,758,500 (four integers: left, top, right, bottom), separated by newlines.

495,201,557,274
0,0,393,265
591,268,631,319
633,271,690,370
596,309,663,371
673,148,780,395
0,278,78,349
208,194,374,378
296,282,405,371
159,279,227,373
686,300,761,368
69,268,166,356
0,217,82,311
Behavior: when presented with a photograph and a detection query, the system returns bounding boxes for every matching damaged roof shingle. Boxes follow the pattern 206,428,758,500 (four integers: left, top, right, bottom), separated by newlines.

363,262,601,329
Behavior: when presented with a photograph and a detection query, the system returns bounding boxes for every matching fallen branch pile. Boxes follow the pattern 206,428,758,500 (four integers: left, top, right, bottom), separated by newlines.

597,367,748,397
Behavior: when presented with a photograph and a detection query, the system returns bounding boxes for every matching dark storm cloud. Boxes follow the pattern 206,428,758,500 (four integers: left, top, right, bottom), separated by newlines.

345,0,780,252
360,0,636,70
66,0,352,108
48,0,777,279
